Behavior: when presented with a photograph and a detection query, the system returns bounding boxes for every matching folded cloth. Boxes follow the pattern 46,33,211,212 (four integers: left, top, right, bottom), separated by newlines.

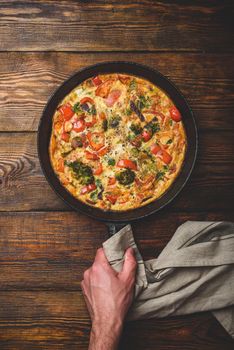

102,221,234,338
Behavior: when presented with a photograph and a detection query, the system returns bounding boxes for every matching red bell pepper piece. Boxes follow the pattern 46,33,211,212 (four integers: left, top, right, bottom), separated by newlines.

59,103,74,121
117,159,137,171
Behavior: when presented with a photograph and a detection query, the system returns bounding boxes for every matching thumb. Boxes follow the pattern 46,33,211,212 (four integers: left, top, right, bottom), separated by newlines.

119,247,137,281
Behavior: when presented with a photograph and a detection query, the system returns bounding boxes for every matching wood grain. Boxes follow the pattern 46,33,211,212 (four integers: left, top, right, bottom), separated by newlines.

0,52,234,131
0,211,233,291
0,131,234,212
0,291,232,350
0,1,234,52
1,1,234,348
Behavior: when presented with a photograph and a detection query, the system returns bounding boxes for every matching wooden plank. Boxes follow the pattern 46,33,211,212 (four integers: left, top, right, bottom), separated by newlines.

0,291,232,349
0,211,233,291
0,131,234,212
0,1,233,52
0,52,234,131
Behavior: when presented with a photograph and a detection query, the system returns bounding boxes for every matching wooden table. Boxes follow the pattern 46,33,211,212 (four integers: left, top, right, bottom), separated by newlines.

0,1,234,349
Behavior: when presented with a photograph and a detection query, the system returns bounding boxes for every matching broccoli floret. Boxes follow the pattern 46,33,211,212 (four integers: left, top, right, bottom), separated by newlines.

65,160,94,185
115,169,135,185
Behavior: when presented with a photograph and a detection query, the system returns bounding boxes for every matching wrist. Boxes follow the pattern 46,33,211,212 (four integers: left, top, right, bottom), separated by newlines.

92,317,123,336
89,318,123,350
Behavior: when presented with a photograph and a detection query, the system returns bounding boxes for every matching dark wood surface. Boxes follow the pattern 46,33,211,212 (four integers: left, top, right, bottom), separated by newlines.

0,1,234,349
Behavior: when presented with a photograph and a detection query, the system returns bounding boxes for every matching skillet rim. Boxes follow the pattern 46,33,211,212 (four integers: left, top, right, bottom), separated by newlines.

37,61,198,223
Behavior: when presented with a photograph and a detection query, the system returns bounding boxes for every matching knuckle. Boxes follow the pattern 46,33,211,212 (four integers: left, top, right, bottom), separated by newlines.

83,269,90,280
91,263,99,274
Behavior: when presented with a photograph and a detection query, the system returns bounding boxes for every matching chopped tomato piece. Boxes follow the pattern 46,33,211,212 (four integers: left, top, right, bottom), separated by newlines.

80,97,95,105
87,131,105,151
117,159,137,171
73,118,85,132
142,129,152,142
151,144,161,155
170,106,182,122
57,158,64,172
95,78,114,98
61,132,70,142
92,76,102,86
105,89,121,107
85,115,97,127
59,103,74,121
97,146,109,156
151,144,172,164
85,150,99,160
162,150,172,164
93,162,103,175
106,194,118,204
108,177,116,185
80,183,97,195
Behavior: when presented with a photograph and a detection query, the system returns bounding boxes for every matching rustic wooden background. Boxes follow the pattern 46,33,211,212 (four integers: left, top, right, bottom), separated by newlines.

0,1,234,349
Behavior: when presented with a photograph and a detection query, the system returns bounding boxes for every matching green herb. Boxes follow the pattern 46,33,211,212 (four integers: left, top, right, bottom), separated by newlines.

65,160,94,185
130,148,139,157
166,139,173,144
130,123,143,135
125,108,132,116
107,158,116,166
88,105,97,115
129,79,137,91
95,178,102,187
73,102,81,113
136,95,150,110
127,133,135,141
94,179,104,199
156,166,169,181
145,121,160,135
156,171,165,181
90,190,98,202
116,168,135,186
169,119,173,126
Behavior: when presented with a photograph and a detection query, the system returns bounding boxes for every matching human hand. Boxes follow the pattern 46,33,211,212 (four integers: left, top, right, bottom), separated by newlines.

81,247,137,350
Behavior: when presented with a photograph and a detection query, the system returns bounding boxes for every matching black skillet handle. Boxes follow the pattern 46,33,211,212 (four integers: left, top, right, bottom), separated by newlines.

106,223,128,236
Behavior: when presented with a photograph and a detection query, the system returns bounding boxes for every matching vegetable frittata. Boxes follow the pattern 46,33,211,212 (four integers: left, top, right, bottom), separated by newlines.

49,73,186,211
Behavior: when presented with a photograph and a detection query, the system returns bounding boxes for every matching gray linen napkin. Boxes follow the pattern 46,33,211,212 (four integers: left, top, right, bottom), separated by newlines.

102,221,234,338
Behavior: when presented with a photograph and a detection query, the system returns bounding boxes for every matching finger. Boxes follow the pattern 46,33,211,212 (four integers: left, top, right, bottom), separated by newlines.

94,247,109,265
119,247,137,281
93,247,118,275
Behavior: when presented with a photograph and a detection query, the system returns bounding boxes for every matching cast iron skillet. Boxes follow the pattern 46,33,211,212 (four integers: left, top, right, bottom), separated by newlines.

38,61,198,235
